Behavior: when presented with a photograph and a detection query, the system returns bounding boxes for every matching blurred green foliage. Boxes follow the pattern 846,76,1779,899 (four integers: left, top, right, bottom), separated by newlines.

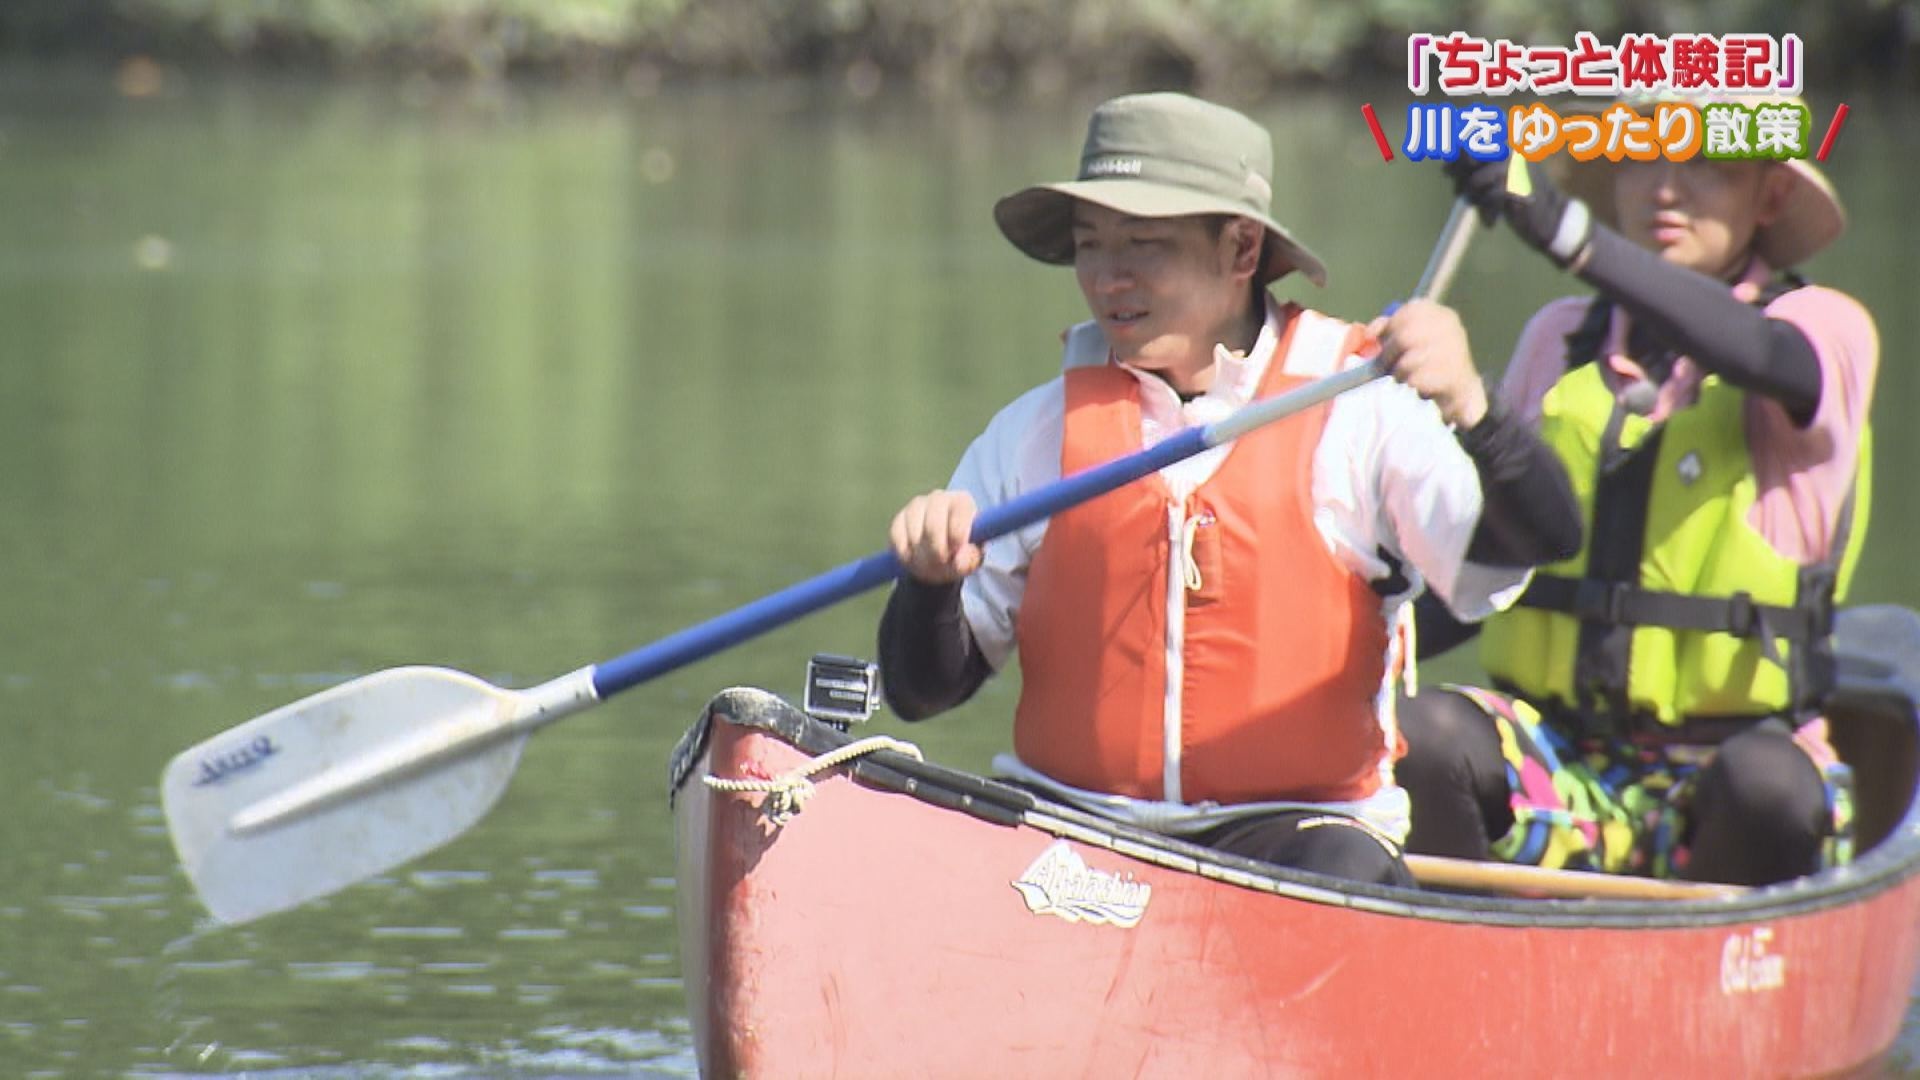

0,0,1912,91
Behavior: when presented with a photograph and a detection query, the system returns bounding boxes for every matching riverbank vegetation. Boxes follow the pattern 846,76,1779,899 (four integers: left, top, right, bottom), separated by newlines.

3,0,1914,95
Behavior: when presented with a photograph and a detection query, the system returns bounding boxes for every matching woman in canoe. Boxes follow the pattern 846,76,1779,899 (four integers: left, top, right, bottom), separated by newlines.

874,91,1580,886
1398,94,1880,887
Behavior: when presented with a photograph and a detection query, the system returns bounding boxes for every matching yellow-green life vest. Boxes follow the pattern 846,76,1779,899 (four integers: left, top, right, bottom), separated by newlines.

1480,300,1872,726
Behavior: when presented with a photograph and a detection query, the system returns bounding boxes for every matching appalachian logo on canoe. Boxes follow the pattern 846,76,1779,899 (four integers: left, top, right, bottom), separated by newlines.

1012,840,1152,928
193,735,280,787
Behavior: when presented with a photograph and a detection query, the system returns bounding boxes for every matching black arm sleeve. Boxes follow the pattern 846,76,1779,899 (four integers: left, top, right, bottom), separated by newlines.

876,578,992,721
1456,398,1583,568
1414,589,1480,660
1574,226,1823,423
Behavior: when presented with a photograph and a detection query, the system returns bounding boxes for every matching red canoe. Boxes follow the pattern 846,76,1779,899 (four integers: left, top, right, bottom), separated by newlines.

671,606,1920,1077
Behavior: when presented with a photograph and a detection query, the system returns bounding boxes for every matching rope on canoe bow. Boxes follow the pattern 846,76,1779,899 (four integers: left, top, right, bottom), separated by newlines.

705,736,926,825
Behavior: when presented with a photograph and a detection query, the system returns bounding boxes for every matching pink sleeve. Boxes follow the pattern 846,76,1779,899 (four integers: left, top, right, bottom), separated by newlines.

1743,286,1879,564
1496,298,1593,425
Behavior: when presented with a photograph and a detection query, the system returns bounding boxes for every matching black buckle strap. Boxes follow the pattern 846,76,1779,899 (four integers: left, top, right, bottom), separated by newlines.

1570,579,1625,624
1523,576,1817,641
1727,591,1757,637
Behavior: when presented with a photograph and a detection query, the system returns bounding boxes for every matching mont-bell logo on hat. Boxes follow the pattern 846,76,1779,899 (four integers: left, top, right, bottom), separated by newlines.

1085,156,1144,178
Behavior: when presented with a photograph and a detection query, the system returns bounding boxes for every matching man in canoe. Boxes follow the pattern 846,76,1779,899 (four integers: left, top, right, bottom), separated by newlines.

1398,94,1879,887
875,91,1580,886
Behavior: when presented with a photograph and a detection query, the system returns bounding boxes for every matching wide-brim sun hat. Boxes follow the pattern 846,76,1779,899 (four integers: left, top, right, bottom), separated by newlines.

993,92,1328,287
1546,92,1845,269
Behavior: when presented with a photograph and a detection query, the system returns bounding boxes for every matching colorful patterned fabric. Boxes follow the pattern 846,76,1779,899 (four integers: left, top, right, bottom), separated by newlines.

1446,686,1854,878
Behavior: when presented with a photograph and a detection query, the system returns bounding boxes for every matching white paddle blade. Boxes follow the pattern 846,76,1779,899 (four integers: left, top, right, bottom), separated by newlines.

162,666,526,926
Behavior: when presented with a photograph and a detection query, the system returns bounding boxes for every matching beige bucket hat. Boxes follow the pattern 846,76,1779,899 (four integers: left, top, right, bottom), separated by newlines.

1547,93,1846,269
993,92,1328,286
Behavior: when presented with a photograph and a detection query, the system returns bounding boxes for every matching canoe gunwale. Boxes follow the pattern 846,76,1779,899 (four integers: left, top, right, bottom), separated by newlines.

673,669,1920,931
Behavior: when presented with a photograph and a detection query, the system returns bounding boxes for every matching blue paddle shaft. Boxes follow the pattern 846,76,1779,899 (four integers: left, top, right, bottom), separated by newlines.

590,423,1212,699
590,358,1398,699
591,199,1476,701
590,356,1391,700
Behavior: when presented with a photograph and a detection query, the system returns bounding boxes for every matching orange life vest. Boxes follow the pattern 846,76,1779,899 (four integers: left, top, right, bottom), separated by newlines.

1013,310,1391,804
